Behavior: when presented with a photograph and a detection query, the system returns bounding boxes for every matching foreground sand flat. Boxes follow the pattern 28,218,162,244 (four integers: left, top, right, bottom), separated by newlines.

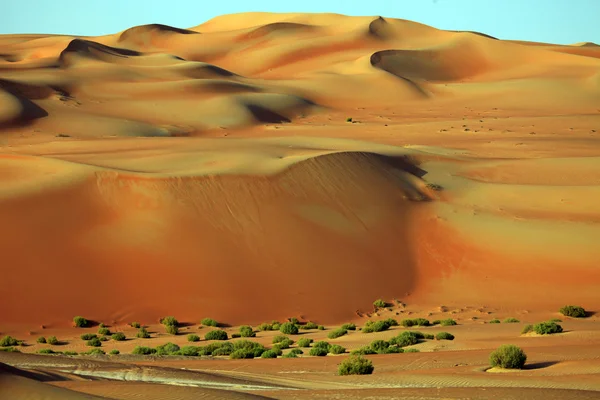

1,11,599,399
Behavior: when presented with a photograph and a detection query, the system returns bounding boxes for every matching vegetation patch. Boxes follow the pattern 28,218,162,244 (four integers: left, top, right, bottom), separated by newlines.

400,318,430,327
489,345,527,369
239,325,255,337
205,330,228,341
297,338,313,348
47,336,59,345
338,356,374,375
80,333,97,341
327,328,348,339
201,318,218,327
521,324,533,334
73,316,89,328
533,321,563,335
559,305,587,318
435,332,455,341
439,319,457,326
187,334,200,342
87,338,102,347
137,327,150,339
504,318,520,323
111,332,126,341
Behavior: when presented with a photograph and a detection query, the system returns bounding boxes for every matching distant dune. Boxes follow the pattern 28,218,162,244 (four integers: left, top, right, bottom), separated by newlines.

0,13,599,327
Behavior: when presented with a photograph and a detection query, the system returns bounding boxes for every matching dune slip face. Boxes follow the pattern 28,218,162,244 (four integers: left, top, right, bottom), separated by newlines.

1,12,600,331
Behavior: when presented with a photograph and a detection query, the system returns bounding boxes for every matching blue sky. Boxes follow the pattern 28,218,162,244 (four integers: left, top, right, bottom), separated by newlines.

3,0,599,44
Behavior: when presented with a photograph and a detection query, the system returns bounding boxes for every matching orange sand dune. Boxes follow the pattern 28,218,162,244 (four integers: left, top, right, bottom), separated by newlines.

0,12,599,329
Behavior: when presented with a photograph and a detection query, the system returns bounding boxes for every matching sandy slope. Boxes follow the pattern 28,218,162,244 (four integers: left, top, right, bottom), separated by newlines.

0,12,599,331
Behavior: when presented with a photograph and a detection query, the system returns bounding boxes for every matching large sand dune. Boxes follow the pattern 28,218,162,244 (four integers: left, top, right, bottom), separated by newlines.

0,12,599,328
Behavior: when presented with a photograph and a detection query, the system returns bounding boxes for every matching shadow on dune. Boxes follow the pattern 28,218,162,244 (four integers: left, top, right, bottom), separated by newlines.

523,361,559,370
0,79,49,128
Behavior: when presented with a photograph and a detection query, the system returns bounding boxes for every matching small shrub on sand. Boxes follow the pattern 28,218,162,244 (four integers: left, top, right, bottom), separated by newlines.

132,346,156,355
341,323,356,331
38,349,57,354
283,352,298,358
314,341,331,350
205,330,228,341
63,351,78,356
280,322,299,335
131,322,141,329
389,331,419,347
489,319,501,324
370,340,389,353
201,318,218,327
290,348,304,356
435,332,455,341
276,338,294,349
404,348,420,353
272,335,288,344
111,332,126,341
110,349,120,355
309,347,328,357
231,333,241,338
257,322,274,331
350,346,376,356
432,320,441,325
373,299,387,309
137,327,150,339
534,321,563,335
297,338,313,347
230,349,255,359
187,334,200,342
87,338,102,347
504,318,520,323
165,325,179,335
161,316,179,326
239,326,255,338
327,328,348,339
362,320,391,333
261,350,278,358
301,322,318,330
346,117,353,123
80,333,97,341
318,325,325,330
47,336,59,345
73,316,88,328
84,349,106,355
560,305,587,318
440,319,457,326
400,318,430,327
329,344,346,354
521,324,533,334
489,345,527,369
549,318,562,323
156,342,180,355
37,337,47,344
98,327,110,336
0,347,20,353
99,336,109,342
338,355,374,375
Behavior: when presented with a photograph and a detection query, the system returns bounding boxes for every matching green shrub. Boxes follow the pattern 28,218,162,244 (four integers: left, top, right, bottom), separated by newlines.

272,335,288,344
187,334,200,342
239,326,255,338
231,333,241,338
205,330,228,341
383,318,399,327
290,348,303,355
329,344,346,354
370,340,389,353
346,117,353,123
63,351,78,356
179,346,200,356
301,322,318,330
362,320,390,333
277,339,294,349
424,333,434,340
489,345,527,369
230,349,255,359
534,321,563,335
47,336,59,345
280,322,299,335
272,323,281,330
37,337,46,344
489,319,501,324
560,305,587,318
297,338,313,347
350,346,376,356
431,320,441,325
99,336,109,342
137,327,150,339
111,332,126,341
271,345,284,356
309,347,328,356
161,316,179,326
131,322,141,328
84,349,105,356
283,352,298,358
338,356,374,375
38,348,57,354
521,324,533,334
435,332,454,341
0,347,19,353
132,346,156,355
80,333,97,340
257,323,273,331
549,318,562,323
327,328,348,339
318,325,325,330
390,331,419,347
314,341,331,350
110,349,120,355
156,342,180,355
260,350,278,358
165,325,179,335
73,316,88,328
400,318,430,327
98,327,110,336
201,318,218,327
440,319,457,326
504,318,520,323
373,299,387,309
87,338,102,347
341,323,356,331
404,348,420,353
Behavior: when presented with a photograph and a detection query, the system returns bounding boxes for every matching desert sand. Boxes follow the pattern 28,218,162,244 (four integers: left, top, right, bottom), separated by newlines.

0,12,599,399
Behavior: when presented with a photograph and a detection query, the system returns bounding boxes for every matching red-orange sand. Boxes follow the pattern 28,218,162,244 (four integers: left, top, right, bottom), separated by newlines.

1,12,599,399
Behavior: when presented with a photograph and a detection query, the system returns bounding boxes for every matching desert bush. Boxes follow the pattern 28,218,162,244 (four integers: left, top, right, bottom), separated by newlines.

338,355,374,375
257,323,273,331
84,349,106,355
73,316,88,328
230,349,255,359
47,336,59,345
489,345,527,369
346,117,353,123
271,345,284,356
110,349,120,355
297,338,313,347
272,335,288,344
533,321,563,335
440,319,457,326
0,347,19,352
404,348,420,353
280,322,299,335
137,327,150,339
38,349,57,354
231,333,241,338
314,341,331,350
260,350,278,358
98,327,110,336
432,320,441,325
329,344,346,354
99,336,109,342
341,323,356,331
383,318,399,327
63,351,78,356
350,346,376,356
156,342,181,355
80,333,97,341
111,332,126,341
373,299,387,309
560,305,587,318
201,318,218,327
424,333,434,340
400,318,430,327
549,318,562,323
277,339,294,349
37,337,46,344
161,316,179,326
188,334,200,342
327,328,348,339
165,325,179,335
309,347,328,356
390,331,419,347
301,321,318,330
504,318,520,323
489,319,501,324
87,338,102,347
239,325,255,338
272,323,281,330
179,346,200,357
205,330,228,341
521,324,533,334
283,352,298,358
132,346,156,355
131,322,141,328
290,348,303,355
362,320,390,333
370,340,389,353
435,332,454,341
